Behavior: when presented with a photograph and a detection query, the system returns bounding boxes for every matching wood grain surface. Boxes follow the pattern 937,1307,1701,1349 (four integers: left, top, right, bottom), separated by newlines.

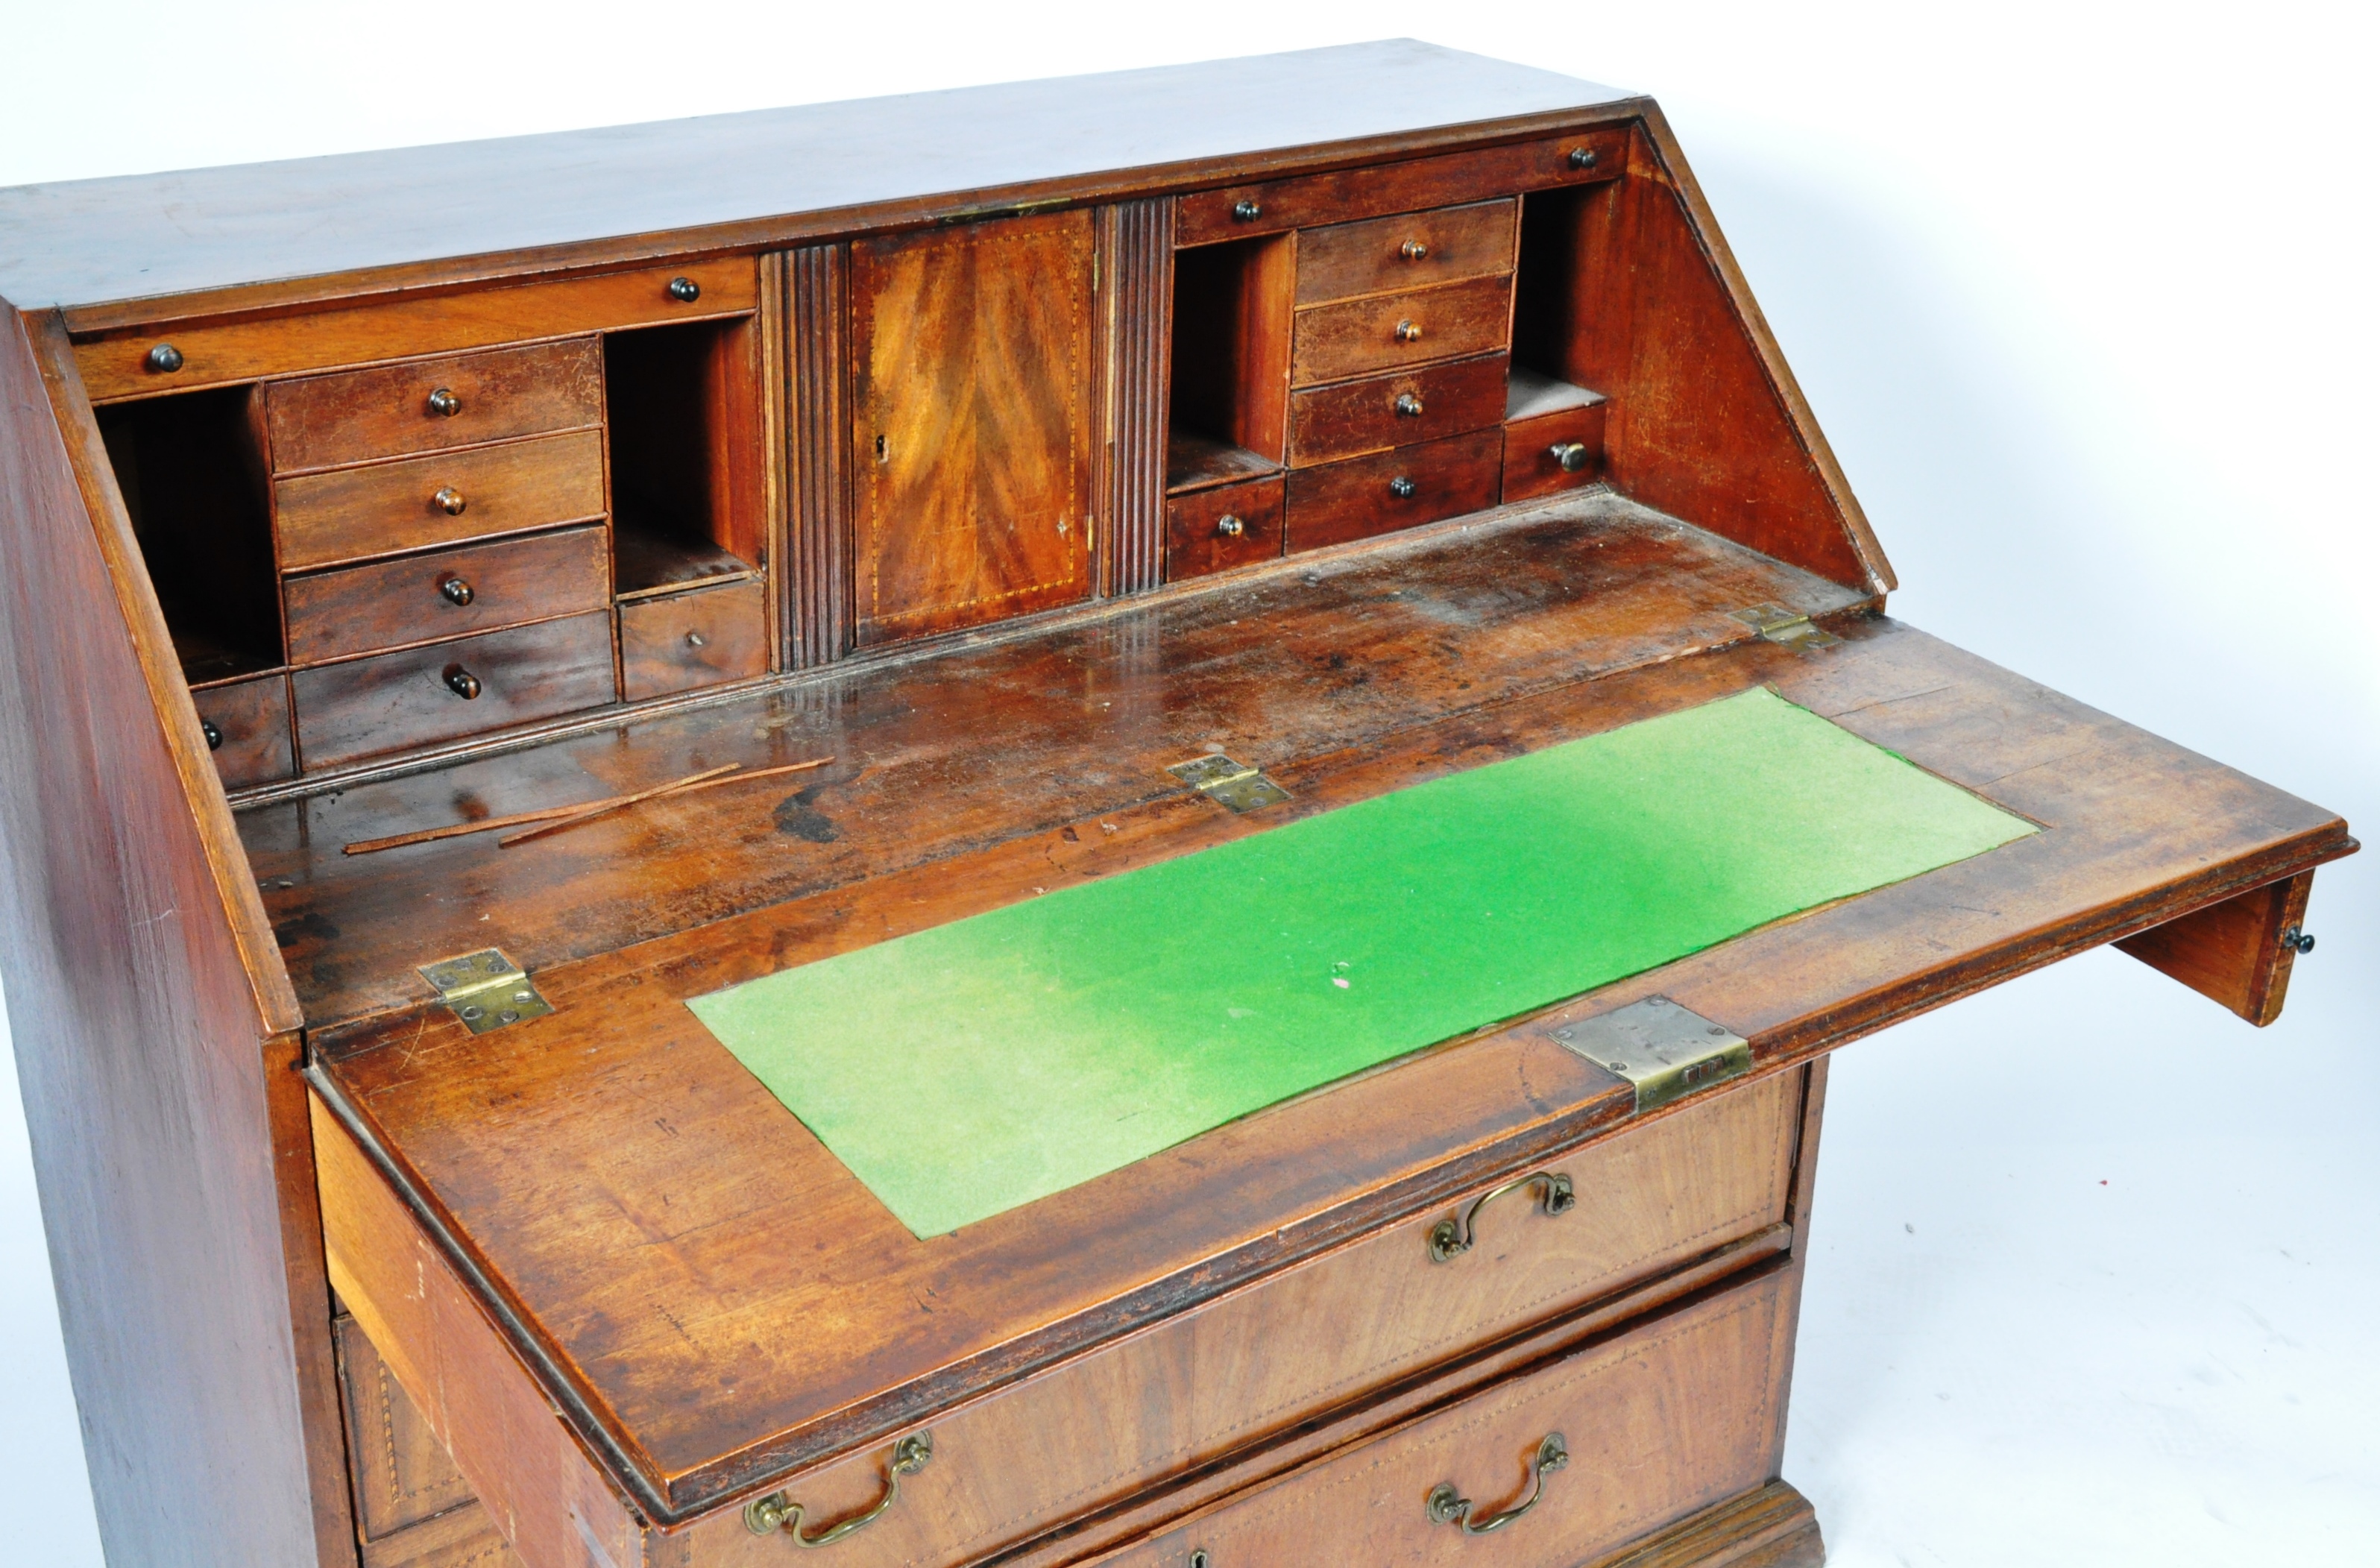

2116,869,2314,1025
1163,473,1284,580
1292,272,1515,386
619,579,769,702
1293,197,1518,306
0,314,338,1567
191,668,295,788
265,337,604,473
291,609,616,769
274,427,607,573
849,210,1096,645
1282,426,1504,550
283,523,610,665
1287,350,1508,465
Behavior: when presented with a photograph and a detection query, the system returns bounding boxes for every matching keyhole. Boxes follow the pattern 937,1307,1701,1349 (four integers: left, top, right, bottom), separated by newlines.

875,433,888,463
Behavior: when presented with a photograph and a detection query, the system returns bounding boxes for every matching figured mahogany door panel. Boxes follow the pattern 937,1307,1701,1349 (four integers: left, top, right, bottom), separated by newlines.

1286,352,1508,467
1284,428,1504,552
189,671,294,790
1502,403,1608,504
333,1314,475,1540
1177,128,1630,245
849,210,1095,647
264,339,604,473
1294,198,1517,307
274,429,607,573
291,611,615,770
1089,1268,1795,1568
1165,475,1283,582
283,525,610,666
619,579,769,702
1291,274,1514,387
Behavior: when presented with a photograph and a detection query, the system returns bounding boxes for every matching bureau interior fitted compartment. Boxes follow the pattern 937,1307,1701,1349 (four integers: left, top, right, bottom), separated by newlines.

1166,231,1294,497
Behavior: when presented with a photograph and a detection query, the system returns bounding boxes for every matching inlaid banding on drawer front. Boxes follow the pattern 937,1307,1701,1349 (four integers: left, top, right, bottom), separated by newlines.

1285,428,1505,553
1292,274,1514,388
274,429,607,572
265,338,604,473
291,611,615,769
1294,198,1518,308
285,525,610,665
1287,352,1508,467
658,1073,1800,1568
1092,1269,1795,1568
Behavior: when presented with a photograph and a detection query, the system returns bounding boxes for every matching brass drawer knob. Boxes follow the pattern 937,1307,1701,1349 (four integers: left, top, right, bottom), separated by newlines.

439,576,475,606
1215,514,1245,538
1426,1432,1569,1535
1394,319,1423,344
1388,476,1417,499
667,276,702,302
1549,441,1592,473
1232,198,1262,221
1400,238,1429,261
434,486,468,516
1394,392,1425,418
746,1432,932,1549
444,668,482,699
1569,145,1600,170
427,386,462,417
201,718,223,751
145,343,184,374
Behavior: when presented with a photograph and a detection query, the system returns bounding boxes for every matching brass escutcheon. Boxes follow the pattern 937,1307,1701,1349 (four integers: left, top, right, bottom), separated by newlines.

745,1432,933,1549
1426,1432,1569,1535
1427,1171,1574,1263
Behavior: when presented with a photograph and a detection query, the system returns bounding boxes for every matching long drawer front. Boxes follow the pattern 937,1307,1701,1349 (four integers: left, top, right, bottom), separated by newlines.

319,1071,1803,1568
1093,1268,1796,1568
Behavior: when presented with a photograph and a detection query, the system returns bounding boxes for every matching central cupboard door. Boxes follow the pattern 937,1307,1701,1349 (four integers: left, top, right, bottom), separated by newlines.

850,209,1098,646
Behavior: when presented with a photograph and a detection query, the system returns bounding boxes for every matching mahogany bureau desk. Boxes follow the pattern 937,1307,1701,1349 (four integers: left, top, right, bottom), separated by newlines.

0,40,2352,1568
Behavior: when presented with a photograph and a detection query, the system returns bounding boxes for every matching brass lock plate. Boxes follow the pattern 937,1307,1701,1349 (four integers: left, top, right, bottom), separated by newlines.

419,948,552,1033
1545,996,1750,1112
1168,754,1292,813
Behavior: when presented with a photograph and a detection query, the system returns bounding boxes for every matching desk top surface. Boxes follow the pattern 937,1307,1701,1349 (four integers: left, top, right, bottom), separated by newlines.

0,41,1630,318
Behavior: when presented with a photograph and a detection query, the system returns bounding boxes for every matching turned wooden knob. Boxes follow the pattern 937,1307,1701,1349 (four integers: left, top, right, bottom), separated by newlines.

434,487,468,516
668,276,702,302
201,718,223,751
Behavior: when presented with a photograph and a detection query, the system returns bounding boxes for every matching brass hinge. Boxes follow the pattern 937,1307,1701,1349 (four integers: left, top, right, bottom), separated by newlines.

1168,754,1292,813
1545,997,1751,1112
419,948,552,1034
1731,603,1842,651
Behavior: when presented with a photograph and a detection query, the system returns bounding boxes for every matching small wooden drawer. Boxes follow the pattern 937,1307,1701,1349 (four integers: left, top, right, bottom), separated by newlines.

285,525,610,666
1288,352,1508,467
274,429,606,573
618,578,769,702
1502,402,1609,504
1176,129,1631,245
265,339,604,474
1294,198,1517,307
190,671,292,790
333,1314,474,1540
1285,428,1505,553
1092,1268,1795,1568
1292,274,1514,388
292,611,615,770
1165,476,1284,581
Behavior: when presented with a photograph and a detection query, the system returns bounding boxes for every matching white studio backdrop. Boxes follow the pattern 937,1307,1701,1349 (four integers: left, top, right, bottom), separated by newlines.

0,3,2372,1563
